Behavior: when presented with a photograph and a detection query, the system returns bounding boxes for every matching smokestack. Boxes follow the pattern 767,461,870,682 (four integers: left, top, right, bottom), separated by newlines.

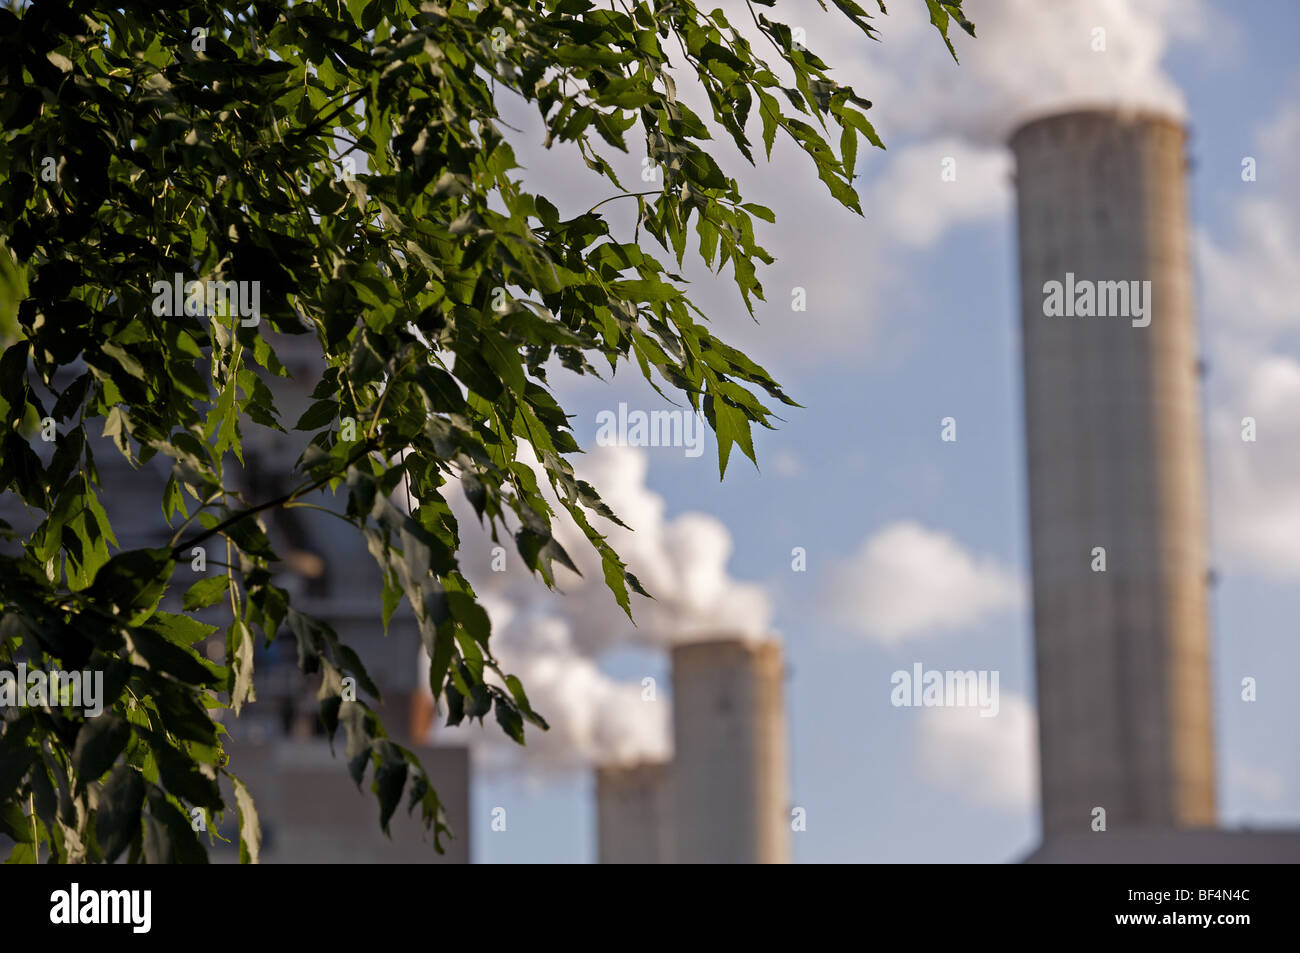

594,762,674,863
1009,109,1216,839
670,638,789,863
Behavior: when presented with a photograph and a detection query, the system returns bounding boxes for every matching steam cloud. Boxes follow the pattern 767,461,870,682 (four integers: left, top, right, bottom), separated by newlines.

426,446,772,771
801,0,1208,144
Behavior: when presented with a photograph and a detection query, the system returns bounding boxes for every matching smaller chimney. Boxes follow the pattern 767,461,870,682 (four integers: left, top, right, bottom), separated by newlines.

671,638,790,863
595,762,674,864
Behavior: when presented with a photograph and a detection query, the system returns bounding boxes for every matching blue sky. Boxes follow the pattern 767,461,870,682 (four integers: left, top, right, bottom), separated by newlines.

440,0,1300,862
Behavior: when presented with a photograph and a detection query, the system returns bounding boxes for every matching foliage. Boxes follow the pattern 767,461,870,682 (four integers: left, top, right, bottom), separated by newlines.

0,0,972,861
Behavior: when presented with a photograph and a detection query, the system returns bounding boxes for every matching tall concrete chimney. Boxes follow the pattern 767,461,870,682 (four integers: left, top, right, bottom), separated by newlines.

670,638,789,863
595,762,674,863
1009,110,1216,839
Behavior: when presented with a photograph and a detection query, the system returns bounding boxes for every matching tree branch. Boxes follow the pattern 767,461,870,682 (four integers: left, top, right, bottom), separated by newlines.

172,437,378,556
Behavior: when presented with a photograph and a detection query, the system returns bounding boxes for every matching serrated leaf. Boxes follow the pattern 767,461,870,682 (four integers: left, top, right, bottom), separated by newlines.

373,743,407,832
294,399,339,430
183,575,231,610
232,776,262,864
229,621,255,714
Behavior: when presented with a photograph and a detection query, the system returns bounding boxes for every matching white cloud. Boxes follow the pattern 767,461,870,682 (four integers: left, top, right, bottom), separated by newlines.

769,450,805,478
1201,94,1300,578
1200,200,1300,336
1212,356,1300,578
869,139,1011,247
916,690,1038,809
827,522,1023,644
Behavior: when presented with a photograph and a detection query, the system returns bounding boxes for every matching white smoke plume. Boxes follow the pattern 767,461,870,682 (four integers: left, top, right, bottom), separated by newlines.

426,446,772,771
818,0,1209,145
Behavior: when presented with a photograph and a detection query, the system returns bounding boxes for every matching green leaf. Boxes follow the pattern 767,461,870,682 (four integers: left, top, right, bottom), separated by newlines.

228,621,256,715
232,776,262,864
445,591,490,645
87,548,175,624
145,611,218,647
294,399,339,431
373,742,407,833
96,764,145,863
0,0,973,865
147,732,222,809
5,842,37,865
339,701,372,786
101,406,132,461
129,625,222,686
493,695,525,744
0,715,37,794
183,575,232,611
72,714,131,791
143,788,208,864
505,674,549,730
204,378,241,460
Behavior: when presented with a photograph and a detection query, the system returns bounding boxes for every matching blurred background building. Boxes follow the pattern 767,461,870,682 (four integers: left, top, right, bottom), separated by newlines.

0,332,470,864
208,333,471,863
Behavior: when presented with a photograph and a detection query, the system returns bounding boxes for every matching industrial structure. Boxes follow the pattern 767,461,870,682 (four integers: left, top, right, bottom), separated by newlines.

595,637,791,864
671,639,790,863
1011,108,1216,836
1010,108,1299,861
595,761,674,864
210,332,472,863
